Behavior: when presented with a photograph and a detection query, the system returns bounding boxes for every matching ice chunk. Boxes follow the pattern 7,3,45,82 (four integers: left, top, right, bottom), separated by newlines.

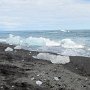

14,46,22,49
0,86,3,89
37,74,40,76
54,77,59,81
5,47,13,52
33,53,70,64
22,59,24,62
36,80,42,86
31,77,34,80
11,86,14,88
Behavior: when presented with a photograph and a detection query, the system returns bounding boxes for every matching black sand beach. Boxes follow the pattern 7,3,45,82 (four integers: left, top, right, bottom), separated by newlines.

0,43,90,90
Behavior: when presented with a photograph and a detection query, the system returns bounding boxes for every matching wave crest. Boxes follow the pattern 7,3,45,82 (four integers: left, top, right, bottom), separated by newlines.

0,34,84,49
60,39,84,48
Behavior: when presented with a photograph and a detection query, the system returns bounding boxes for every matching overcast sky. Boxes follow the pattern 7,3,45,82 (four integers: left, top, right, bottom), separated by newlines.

0,0,90,31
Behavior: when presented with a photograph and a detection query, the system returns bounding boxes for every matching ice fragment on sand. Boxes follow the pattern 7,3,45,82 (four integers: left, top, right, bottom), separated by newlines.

31,77,34,80
36,80,42,86
0,86,3,89
12,85,14,88
37,74,40,76
33,53,70,64
85,78,88,80
22,59,24,62
54,77,59,81
14,45,22,49
5,47,13,52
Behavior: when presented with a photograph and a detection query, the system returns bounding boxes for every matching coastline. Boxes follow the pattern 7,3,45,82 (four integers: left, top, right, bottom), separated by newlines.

0,43,90,90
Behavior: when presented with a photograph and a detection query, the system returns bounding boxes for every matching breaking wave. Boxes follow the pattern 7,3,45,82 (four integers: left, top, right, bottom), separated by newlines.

60,39,84,48
0,34,89,57
0,34,84,49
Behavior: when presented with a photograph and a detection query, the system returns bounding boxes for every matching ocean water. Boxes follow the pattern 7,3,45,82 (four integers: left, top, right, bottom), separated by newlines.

0,30,90,57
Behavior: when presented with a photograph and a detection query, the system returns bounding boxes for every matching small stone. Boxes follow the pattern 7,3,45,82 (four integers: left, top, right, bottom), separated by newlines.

83,85,86,87
14,50,17,52
58,77,61,79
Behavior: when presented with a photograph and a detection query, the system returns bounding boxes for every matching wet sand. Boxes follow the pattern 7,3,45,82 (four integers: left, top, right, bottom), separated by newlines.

0,43,90,90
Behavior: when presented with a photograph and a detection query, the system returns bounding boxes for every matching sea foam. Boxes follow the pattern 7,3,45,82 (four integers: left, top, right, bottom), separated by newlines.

0,34,86,56
3,34,60,47
60,39,84,48
0,34,84,49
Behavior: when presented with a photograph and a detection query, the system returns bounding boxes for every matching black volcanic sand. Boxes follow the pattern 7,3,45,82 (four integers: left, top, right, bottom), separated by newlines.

0,43,90,90
64,56,90,76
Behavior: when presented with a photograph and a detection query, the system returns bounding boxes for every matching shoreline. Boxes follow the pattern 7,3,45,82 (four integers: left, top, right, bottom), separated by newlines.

0,43,90,90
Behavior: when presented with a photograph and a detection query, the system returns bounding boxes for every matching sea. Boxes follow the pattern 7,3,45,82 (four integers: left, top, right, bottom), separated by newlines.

0,30,90,57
